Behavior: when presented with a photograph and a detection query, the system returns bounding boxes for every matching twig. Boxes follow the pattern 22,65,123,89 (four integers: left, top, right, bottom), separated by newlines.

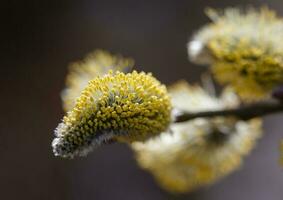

174,100,283,123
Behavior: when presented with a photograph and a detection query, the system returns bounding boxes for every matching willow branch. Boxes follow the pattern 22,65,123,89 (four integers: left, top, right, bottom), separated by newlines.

174,100,283,123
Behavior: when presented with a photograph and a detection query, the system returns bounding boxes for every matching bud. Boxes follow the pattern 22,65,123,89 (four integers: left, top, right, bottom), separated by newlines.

272,85,283,101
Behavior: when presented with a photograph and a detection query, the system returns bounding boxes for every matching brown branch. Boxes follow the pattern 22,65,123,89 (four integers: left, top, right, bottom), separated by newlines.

174,100,283,123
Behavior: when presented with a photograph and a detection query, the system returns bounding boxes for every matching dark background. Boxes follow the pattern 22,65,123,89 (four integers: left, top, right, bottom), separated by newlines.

2,0,283,199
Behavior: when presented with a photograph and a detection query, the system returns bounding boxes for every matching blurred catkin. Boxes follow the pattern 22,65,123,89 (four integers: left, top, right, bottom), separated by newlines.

132,81,262,193
62,50,134,111
188,7,283,100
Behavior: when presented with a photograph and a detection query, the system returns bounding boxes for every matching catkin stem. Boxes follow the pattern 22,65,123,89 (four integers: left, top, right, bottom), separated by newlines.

174,100,283,123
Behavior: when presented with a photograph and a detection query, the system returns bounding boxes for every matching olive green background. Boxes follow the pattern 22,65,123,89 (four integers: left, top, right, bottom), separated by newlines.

2,0,283,199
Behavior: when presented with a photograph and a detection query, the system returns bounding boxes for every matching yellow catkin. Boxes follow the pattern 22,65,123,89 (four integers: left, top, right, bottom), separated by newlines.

189,7,283,100
52,71,171,158
62,49,134,111
132,81,262,193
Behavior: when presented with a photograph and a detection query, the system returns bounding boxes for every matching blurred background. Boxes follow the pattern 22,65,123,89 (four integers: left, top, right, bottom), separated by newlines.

2,0,283,199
